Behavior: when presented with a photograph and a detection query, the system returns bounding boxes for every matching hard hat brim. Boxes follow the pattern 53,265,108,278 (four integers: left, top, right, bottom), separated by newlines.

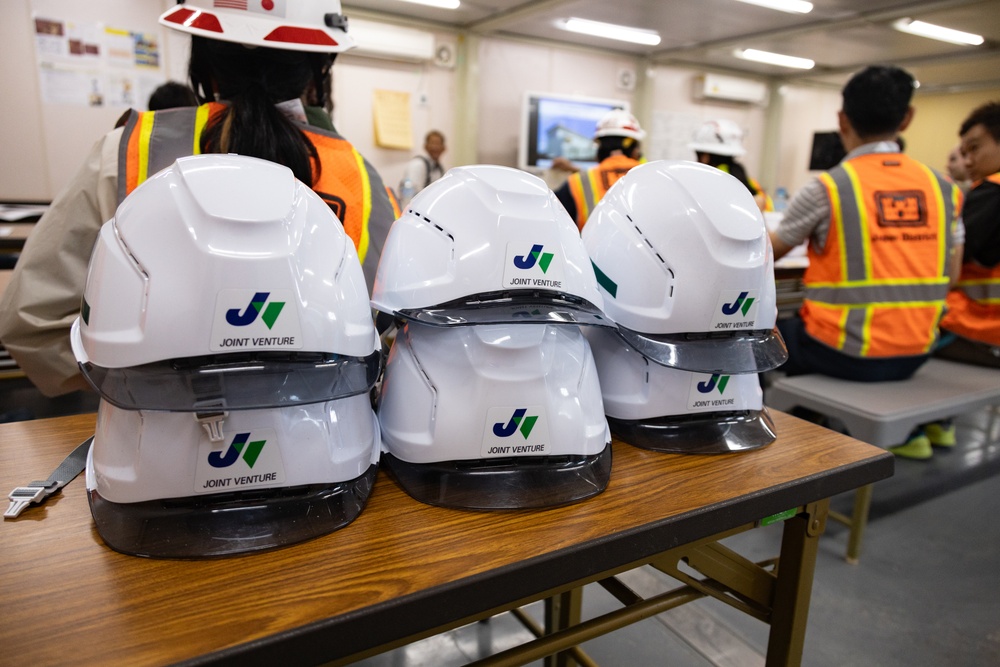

609,407,776,454
382,446,612,510
87,446,377,558
392,291,615,328
687,142,746,157
616,326,788,374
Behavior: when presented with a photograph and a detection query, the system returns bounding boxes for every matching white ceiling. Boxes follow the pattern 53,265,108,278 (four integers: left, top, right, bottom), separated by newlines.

344,0,1000,93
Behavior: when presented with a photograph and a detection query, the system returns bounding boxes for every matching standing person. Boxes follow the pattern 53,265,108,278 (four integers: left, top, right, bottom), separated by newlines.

0,0,398,398
937,101,1000,367
399,130,446,206
768,65,964,460
554,109,644,230
690,119,773,212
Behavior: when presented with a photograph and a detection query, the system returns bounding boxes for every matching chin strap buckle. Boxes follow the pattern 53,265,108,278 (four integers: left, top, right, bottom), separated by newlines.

5,481,60,519
195,407,229,443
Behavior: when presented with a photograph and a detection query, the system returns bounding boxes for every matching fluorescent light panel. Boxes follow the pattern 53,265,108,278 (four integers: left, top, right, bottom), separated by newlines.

733,0,813,14
892,18,983,46
397,0,460,9
560,17,661,46
735,48,814,69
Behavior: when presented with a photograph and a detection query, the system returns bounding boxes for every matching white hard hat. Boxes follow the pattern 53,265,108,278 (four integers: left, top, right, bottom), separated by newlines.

689,119,747,157
85,397,380,558
371,164,613,329
585,328,776,454
594,109,646,141
581,160,786,374
159,0,355,53
377,322,612,510
72,154,381,557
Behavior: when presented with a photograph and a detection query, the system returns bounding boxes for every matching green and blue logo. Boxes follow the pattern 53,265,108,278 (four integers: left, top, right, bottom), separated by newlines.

514,244,554,273
721,291,755,317
208,432,266,469
492,408,538,439
225,292,285,329
697,374,731,395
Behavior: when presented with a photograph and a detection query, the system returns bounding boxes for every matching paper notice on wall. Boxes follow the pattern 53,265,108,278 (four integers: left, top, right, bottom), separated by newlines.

31,15,164,108
646,110,702,162
372,89,413,150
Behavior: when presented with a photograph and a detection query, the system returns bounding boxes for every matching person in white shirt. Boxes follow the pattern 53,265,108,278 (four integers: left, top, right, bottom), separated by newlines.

399,130,446,206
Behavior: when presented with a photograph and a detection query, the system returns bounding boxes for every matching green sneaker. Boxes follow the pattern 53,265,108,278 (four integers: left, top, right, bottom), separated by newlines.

925,421,956,447
889,433,933,460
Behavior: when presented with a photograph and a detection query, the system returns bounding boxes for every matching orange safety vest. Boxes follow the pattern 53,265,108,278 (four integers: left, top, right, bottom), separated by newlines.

802,152,960,357
568,154,640,230
118,102,399,265
940,172,1000,345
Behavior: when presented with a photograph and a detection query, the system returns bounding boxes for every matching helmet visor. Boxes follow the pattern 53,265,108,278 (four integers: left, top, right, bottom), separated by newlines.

88,465,377,559
616,326,787,374
609,408,776,454
382,445,612,510
395,291,614,328
80,351,381,412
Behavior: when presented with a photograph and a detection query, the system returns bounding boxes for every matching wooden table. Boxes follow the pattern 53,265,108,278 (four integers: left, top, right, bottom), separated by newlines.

1,412,892,666
0,222,35,250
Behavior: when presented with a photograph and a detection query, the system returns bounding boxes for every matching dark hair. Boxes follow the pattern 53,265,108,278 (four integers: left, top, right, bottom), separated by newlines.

841,66,916,138
959,101,1000,141
596,136,639,162
188,36,334,186
148,81,197,111
696,152,754,191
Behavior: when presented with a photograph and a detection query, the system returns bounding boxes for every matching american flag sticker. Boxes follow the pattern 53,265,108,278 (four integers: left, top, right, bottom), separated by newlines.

214,0,287,16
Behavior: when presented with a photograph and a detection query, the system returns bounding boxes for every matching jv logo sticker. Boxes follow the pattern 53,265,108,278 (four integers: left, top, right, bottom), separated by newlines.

208,432,266,469
211,289,302,352
503,243,565,290
482,406,549,456
195,427,286,493
697,374,731,394
688,374,738,410
513,244,554,273
226,292,285,329
711,290,760,329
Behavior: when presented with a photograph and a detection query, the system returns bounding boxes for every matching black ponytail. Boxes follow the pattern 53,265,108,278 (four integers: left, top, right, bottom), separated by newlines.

189,37,320,186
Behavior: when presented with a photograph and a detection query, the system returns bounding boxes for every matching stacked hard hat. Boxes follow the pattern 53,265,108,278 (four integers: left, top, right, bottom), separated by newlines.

71,154,382,558
372,165,614,509
582,160,786,453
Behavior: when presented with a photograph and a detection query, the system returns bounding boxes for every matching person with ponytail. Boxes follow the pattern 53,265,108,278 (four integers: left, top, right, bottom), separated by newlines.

0,1,399,398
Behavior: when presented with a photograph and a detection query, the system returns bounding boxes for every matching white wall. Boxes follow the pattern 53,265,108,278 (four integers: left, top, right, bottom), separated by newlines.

771,83,843,197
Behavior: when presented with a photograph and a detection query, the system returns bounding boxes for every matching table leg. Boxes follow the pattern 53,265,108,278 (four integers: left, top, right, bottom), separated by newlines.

766,499,828,666
544,588,583,667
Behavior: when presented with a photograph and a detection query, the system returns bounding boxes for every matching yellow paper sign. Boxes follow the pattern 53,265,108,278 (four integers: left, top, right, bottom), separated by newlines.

372,89,413,150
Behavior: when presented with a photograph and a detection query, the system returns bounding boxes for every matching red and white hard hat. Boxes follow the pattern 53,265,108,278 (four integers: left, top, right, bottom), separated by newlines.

689,119,747,157
159,0,355,53
594,109,646,141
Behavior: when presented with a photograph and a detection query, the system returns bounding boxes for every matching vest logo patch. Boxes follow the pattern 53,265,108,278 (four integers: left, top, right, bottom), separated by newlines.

318,192,347,222
875,190,926,227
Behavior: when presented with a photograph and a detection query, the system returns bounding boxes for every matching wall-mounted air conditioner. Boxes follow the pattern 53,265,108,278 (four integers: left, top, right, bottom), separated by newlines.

348,19,435,63
693,73,769,105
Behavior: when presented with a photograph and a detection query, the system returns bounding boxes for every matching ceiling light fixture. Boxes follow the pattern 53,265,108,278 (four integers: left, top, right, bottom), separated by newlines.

733,0,813,14
559,17,662,46
735,48,815,69
892,18,984,46
397,0,461,9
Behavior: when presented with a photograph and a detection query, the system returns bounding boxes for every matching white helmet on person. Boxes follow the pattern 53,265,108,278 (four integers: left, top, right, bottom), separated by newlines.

689,119,747,157
71,153,381,557
159,0,355,53
594,109,646,141
371,164,613,329
585,327,776,453
582,159,786,374
377,322,611,510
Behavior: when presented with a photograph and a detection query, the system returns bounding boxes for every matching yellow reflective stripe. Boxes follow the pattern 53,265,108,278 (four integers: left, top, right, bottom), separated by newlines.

841,163,873,280
809,298,946,308
914,161,947,272
923,303,945,353
836,306,849,350
582,170,601,221
136,112,156,186
352,147,372,264
192,104,210,155
859,306,874,356
957,277,1000,286
820,172,849,281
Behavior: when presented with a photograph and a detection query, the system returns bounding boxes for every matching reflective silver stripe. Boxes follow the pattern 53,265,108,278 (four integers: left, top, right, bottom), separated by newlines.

929,169,956,260
146,107,200,181
117,110,140,204
959,282,1000,300
842,308,868,356
827,165,868,281
805,282,949,304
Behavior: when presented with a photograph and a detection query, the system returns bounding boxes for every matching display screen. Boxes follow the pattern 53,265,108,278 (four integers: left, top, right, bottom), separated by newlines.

808,131,846,171
519,93,629,172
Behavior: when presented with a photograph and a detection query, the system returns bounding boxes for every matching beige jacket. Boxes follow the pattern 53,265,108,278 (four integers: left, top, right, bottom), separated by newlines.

0,129,122,396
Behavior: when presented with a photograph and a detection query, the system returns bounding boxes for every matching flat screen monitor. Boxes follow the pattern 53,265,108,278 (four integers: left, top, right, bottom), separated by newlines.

518,92,629,172
808,131,846,171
